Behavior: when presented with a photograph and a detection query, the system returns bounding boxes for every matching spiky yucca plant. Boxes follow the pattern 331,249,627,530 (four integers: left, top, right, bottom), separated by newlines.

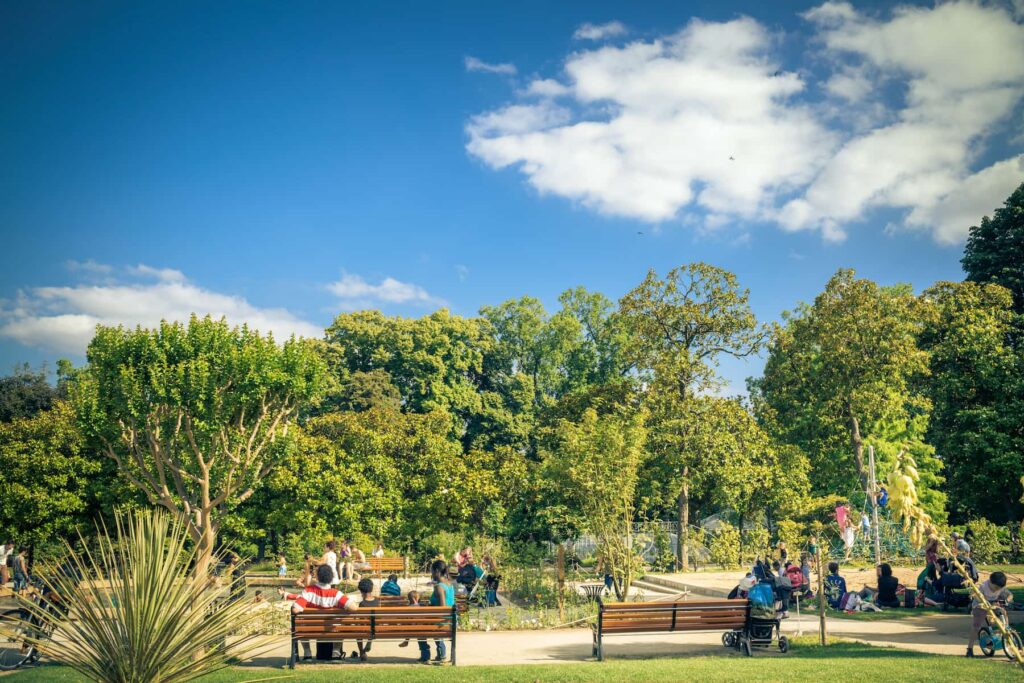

18,509,271,682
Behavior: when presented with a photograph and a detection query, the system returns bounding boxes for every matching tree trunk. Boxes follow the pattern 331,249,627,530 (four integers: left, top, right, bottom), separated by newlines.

737,512,745,567
193,513,217,589
677,469,689,572
848,405,868,491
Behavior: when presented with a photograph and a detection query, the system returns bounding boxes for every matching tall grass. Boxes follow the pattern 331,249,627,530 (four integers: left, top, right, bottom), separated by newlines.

19,509,270,683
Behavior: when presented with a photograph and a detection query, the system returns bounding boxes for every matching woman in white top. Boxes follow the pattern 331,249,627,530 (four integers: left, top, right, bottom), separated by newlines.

372,543,385,559
321,540,340,585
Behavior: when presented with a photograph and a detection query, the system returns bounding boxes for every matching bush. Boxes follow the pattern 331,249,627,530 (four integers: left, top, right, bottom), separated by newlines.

967,518,1007,564
741,525,769,566
775,519,805,558
418,530,465,568
650,524,676,572
709,522,740,568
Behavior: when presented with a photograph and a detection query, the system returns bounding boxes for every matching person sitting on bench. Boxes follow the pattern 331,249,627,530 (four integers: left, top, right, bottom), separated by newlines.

279,564,358,660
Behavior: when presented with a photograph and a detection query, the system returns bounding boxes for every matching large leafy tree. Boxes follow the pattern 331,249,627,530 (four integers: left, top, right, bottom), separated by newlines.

920,281,1023,524
71,316,326,580
539,407,646,600
0,362,70,422
751,270,930,495
962,182,1024,315
619,263,765,569
0,401,102,549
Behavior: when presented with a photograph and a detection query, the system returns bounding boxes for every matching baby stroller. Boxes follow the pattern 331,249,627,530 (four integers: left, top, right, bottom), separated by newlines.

722,582,789,656
456,564,489,608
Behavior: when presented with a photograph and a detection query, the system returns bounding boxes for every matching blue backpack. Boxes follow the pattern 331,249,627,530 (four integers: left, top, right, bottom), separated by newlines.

748,582,774,609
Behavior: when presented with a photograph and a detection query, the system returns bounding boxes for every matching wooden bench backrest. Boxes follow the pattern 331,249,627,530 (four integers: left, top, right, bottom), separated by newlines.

367,557,406,573
292,606,454,640
599,599,748,634
378,593,468,613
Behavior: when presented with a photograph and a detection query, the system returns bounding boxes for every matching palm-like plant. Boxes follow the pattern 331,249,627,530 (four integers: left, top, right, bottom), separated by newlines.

17,509,271,682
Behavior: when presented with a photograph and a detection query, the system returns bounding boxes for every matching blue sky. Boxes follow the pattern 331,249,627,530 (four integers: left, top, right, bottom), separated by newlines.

1,0,1022,393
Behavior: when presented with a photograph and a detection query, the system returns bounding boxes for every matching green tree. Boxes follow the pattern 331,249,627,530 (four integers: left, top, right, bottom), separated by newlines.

540,408,646,600
0,400,101,549
920,281,1022,524
751,270,930,494
0,363,68,422
70,316,326,580
962,182,1024,314
620,263,765,569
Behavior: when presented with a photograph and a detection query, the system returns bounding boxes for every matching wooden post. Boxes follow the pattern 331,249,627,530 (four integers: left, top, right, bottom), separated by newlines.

868,445,882,566
817,546,826,646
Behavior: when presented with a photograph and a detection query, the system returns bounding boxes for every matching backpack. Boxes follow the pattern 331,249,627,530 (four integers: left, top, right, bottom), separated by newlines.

748,583,775,609
904,588,916,609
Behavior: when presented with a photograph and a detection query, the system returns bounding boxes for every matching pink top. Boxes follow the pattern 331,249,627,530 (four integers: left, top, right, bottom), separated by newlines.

835,505,848,530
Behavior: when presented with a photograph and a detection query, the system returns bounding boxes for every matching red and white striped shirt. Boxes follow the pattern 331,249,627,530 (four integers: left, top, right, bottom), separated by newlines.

284,583,351,612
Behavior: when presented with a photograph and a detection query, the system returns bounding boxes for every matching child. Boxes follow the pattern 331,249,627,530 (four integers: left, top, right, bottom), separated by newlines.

381,573,402,597
278,554,287,578
824,561,847,610
355,578,378,661
966,571,1014,657
398,590,421,649
777,541,788,563
253,590,265,604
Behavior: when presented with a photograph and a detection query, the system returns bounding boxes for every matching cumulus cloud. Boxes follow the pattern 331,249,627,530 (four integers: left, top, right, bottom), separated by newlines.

464,56,517,76
0,264,322,354
573,21,627,41
468,17,834,222
326,273,445,309
781,1,1024,241
466,3,1024,243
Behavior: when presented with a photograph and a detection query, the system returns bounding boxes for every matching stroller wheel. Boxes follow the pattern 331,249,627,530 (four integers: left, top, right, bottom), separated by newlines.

778,636,789,653
722,632,736,648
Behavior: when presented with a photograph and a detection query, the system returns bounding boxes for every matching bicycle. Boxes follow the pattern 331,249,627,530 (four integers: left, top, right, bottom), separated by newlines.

978,601,1023,661
0,579,62,670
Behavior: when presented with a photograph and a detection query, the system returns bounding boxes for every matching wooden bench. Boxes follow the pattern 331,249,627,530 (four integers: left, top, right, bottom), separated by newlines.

593,599,750,661
289,605,457,667
367,556,407,577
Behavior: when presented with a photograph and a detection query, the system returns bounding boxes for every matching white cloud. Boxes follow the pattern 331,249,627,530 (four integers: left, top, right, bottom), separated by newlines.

905,155,1024,244
783,2,1024,240
464,56,517,76
573,21,627,41
0,264,322,354
65,259,112,275
326,273,445,309
455,265,470,282
466,3,1024,244
522,78,571,98
468,17,835,222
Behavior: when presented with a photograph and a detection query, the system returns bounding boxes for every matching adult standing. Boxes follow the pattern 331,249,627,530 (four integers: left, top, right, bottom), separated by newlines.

321,540,340,586
12,546,29,593
420,559,454,664
836,502,855,561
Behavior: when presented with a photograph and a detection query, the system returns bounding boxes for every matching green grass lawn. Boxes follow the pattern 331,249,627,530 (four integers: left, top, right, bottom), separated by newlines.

801,604,945,621
8,641,1022,683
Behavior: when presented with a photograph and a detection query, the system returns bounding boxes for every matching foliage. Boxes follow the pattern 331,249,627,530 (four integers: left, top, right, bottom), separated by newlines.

648,523,676,572
540,408,646,599
0,363,67,423
752,270,931,496
70,316,327,578
740,525,769,566
775,519,805,557
0,401,102,549
966,518,1007,564
20,509,267,683
920,281,1023,524
708,522,740,568
962,181,1024,314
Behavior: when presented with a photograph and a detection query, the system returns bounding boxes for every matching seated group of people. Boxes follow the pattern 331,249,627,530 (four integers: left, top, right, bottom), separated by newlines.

728,556,813,619
280,559,457,664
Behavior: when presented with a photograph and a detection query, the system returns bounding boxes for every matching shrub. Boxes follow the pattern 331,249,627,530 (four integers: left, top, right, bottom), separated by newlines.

708,522,740,568
650,524,676,572
740,525,770,566
418,530,465,568
775,519,805,558
967,518,1007,564
16,509,267,683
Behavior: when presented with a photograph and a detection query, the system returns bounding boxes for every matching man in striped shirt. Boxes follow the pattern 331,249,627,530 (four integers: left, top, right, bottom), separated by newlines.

279,564,358,660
